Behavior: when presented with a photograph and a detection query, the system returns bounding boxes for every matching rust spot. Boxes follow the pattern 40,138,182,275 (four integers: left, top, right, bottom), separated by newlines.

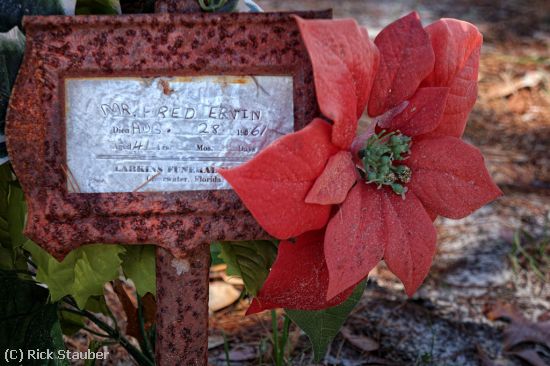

158,78,173,95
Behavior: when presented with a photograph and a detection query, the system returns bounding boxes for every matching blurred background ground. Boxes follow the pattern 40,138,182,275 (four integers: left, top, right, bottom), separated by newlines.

66,1,550,365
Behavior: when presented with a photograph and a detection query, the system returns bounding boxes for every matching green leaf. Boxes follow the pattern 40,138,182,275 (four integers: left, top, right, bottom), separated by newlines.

121,244,156,296
0,271,69,365
83,295,110,315
0,0,74,32
0,246,28,271
0,161,13,181
0,169,11,246
0,165,32,270
210,241,224,265
198,0,239,12
285,281,365,362
72,250,120,307
7,182,26,248
217,240,278,296
59,307,84,336
0,27,25,163
25,240,77,300
0,246,13,269
76,0,121,15
0,166,10,214
84,340,104,366
24,241,125,308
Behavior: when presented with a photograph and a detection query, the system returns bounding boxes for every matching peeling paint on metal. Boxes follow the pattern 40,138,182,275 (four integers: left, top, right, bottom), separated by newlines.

171,257,190,275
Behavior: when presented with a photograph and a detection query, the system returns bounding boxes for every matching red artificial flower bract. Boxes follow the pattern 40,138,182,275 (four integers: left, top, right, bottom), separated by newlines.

219,118,338,239
219,12,502,313
295,17,380,150
247,231,355,313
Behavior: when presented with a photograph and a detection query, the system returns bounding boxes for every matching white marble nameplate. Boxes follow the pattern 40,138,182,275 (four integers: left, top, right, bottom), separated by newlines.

65,76,294,193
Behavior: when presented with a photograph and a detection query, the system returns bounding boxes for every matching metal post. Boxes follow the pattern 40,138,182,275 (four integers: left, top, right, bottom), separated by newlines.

153,2,212,365
155,245,211,365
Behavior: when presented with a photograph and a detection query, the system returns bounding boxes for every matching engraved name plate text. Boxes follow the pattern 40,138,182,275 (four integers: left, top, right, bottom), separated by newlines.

65,76,294,193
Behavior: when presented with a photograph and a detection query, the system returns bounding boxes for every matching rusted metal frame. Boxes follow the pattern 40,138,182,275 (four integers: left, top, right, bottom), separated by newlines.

7,11,327,260
5,6,330,365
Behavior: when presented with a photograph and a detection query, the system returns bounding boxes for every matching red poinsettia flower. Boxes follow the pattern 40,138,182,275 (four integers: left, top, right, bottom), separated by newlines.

219,12,502,312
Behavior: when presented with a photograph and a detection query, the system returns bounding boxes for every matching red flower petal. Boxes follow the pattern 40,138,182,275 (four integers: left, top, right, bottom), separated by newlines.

247,231,355,313
368,12,435,117
219,119,339,239
382,190,437,296
425,207,438,222
325,184,437,298
421,19,483,137
378,87,449,136
407,136,502,219
305,151,358,205
324,183,385,300
295,16,379,149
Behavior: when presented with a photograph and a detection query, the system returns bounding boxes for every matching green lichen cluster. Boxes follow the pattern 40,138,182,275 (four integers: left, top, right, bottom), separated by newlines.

358,130,412,195
197,0,235,12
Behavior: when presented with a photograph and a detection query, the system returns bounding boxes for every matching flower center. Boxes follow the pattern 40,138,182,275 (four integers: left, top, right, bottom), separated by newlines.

357,130,412,196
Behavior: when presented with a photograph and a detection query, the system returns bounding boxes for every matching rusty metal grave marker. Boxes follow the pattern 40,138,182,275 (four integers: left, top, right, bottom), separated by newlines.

6,2,329,364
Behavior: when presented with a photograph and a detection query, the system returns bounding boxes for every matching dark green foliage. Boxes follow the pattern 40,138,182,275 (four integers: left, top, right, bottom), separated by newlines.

0,271,68,365
0,163,28,271
217,240,278,296
286,281,365,362
76,0,121,15
121,244,156,295
0,28,24,163
198,0,239,12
